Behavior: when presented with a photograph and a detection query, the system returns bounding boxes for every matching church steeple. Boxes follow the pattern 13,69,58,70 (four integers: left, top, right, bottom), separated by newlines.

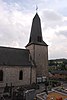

26,13,47,47
26,13,48,78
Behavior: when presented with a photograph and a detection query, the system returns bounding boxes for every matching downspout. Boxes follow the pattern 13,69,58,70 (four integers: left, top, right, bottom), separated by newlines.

33,44,37,83
29,53,32,85
30,65,32,84
33,44,35,62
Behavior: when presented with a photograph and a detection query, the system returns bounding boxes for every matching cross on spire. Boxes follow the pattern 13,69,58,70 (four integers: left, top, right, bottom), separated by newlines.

36,5,38,13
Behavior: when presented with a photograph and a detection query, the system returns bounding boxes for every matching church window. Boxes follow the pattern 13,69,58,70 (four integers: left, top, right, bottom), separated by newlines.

37,36,42,42
0,70,3,81
19,70,23,80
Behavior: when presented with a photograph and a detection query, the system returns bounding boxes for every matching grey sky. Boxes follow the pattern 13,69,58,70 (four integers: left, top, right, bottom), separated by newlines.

0,0,67,59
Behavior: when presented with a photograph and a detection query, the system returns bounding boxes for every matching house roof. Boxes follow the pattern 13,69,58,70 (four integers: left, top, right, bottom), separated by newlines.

50,70,67,75
26,13,48,47
0,46,33,66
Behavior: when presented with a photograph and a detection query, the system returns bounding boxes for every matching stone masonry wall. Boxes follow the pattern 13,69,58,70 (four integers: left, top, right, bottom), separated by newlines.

26,44,48,78
0,66,31,87
35,45,48,77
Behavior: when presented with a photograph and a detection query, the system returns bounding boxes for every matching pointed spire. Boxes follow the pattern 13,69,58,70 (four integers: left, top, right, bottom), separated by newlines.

26,13,47,47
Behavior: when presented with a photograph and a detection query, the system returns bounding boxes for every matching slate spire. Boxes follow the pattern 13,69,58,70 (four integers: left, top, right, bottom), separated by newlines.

26,13,47,47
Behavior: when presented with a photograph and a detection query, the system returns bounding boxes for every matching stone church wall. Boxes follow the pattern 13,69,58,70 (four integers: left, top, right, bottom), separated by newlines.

35,45,48,77
26,44,48,77
0,66,36,87
26,44,35,61
31,67,36,83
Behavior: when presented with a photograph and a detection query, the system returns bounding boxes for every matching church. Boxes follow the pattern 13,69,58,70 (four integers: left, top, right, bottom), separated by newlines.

0,13,48,87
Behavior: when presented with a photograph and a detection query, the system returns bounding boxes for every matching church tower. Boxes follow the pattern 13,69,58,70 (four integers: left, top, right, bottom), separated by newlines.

26,13,48,79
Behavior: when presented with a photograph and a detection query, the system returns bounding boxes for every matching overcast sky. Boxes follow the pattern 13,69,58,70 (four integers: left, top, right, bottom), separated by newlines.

0,0,67,59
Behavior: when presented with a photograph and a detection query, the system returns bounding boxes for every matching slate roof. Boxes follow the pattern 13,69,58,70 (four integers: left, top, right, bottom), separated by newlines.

26,13,48,47
50,70,67,75
0,46,32,66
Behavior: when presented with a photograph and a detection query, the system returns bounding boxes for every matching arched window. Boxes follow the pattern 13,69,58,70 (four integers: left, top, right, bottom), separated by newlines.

19,70,23,80
0,70,3,81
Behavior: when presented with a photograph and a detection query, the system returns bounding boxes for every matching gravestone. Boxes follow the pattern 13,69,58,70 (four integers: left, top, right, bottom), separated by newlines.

25,89,35,100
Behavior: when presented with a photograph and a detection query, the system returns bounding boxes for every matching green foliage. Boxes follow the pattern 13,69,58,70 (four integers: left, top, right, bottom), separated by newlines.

49,79,61,87
48,58,67,71
60,63,66,70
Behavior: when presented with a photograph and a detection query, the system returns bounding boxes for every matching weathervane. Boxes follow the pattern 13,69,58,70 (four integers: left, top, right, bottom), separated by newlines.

36,5,38,13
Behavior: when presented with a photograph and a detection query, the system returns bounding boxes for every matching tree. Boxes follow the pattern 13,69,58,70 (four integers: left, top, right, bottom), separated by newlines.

60,62,66,70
